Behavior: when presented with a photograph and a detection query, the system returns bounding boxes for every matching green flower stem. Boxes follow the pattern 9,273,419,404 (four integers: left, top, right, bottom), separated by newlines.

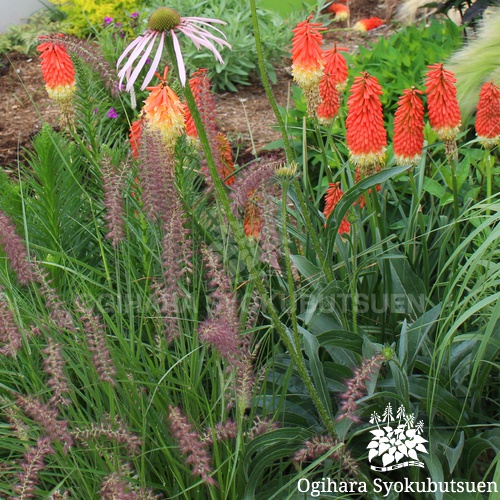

292,178,334,282
166,41,336,438
249,0,294,163
486,153,493,216
281,180,300,353
448,150,461,272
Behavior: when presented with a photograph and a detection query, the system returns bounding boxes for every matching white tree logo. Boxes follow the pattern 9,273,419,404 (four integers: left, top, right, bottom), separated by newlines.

367,403,428,471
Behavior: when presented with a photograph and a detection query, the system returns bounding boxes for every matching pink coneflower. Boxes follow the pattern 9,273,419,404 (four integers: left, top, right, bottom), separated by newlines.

323,183,350,234
425,63,461,141
353,17,384,32
475,81,500,147
291,15,326,117
393,88,425,165
346,72,387,173
117,7,230,90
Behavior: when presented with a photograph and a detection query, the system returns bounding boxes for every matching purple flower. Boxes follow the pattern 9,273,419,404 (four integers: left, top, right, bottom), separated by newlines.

106,107,119,119
115,22,122,27
93,108,98,114
130,11,139,19
104,16,114,24
117,7,231,89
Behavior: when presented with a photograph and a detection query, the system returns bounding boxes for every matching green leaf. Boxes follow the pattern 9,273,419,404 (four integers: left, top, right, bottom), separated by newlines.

387,254,427,316
439,431,465,475
407,304,441,370
300,326,334,420
423,177,446,198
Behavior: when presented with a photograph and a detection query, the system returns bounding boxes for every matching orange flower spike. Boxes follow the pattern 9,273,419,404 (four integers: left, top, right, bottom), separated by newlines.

143,67,185,150
37,40,75,96
323,182,350,234
129,117,145,159
37,39,76,120
216,133,235,185
346,72,387,172
244,189,264,239
425,63,461,141
329,3,350,22
393,88,425,166
353,17,384,32
323,44,349,91
291,16,326,116
318,71,340,125
183,69,209,142
475,81,500,147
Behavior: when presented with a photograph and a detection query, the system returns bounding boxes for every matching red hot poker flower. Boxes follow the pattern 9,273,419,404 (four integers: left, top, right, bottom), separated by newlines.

129,117,145,159
353,17,384,32
318,71,340,125
37,39,75,99
323,183,350,234
143,67,185,150
329,4,350,22
216,133,235,186
291,16,326,116
393,88,425,166
346,72,387,172
475,81,500,147
323,44,349,92
425,63,461,140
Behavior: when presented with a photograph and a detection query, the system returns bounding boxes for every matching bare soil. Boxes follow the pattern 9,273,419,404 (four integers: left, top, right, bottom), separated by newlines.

0,2,396,168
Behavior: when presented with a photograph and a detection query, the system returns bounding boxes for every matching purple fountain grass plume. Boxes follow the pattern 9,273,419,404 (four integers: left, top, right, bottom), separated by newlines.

1,397,30,442
138,129,177,221
42,338,71,407
0,210,36,285
0,292,22,357
259,198,282,273
229,155,282,215
12,436,54,500
293,435,359,476
337,353,385,422
198,246,240,363
117,7,230,90
48,491,69,500
168,405,217,486
38,34,120,96
246,416,280,441
202,419,238,446
73,415,142,456
99,472,136,499
101,155,128,247
16,395,73,454
34,263,76,333
75,297,117,385
154,193,192,343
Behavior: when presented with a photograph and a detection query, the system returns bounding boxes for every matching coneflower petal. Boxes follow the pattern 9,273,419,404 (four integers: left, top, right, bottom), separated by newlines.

116,33,147,69
171,31,186,86
128,36,157,91
118,34,155,83
179,28,225,64
142,32,165,90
